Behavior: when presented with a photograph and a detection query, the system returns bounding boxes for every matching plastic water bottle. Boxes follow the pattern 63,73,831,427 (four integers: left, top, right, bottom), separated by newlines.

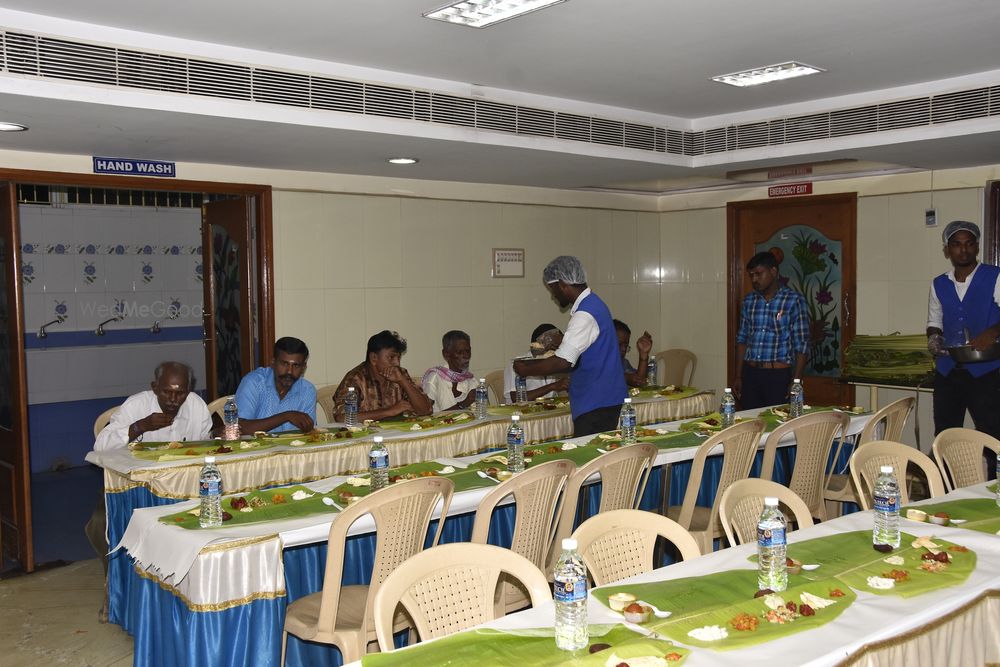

553,538,589,651
646,357,657,386
223,397,239,441
198,456,223,528
757,497,787,592
873,465,901,549
344,387,359,427
720,388,736,428
515,375,528,404
475,378,489,419
619,398,637,445
369,436,389,491
506,415,524,473
789,378,804,418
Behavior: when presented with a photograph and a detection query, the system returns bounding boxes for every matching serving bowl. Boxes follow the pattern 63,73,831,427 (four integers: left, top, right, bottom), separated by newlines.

946,342,1000,364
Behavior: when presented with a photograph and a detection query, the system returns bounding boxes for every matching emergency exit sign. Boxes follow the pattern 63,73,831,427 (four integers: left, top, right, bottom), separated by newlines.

768,182,812,197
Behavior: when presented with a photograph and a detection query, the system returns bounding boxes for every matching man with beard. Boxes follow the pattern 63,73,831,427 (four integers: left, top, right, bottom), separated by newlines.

734,251,809,409
94,361,211,449
421,330,478,411
333,330,433,421
513,256,626,436
234,336,317,433
927,220,1000,478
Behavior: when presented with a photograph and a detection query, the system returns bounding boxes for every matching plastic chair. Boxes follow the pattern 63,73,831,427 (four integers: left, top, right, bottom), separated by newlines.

470,460,573,612
759,411,850,521
484,369,504,405
653,348,697,387
719,478,815,547
849,440,946,510
316,384,337,423
206,395,232,422
93,405,119,437
666,419,766,553
372,543,551,652
281,477,454,665
824,397,915,516
932,427,1000,491
547,444,657,571
571,509,701,587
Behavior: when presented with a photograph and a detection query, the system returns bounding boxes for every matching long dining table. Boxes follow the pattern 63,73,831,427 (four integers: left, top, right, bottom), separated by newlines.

349,482,1000,667
112,404,872,667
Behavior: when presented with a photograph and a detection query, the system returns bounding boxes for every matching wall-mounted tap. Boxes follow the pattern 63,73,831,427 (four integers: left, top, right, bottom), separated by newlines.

150,320,162,334
96,315,124,336
38,315,66,339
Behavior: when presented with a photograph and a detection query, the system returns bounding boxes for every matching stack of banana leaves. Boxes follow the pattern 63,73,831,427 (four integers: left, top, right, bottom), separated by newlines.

843,333,935,385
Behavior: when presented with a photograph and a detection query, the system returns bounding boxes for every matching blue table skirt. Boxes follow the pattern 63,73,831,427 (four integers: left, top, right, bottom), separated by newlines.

114,439,858,666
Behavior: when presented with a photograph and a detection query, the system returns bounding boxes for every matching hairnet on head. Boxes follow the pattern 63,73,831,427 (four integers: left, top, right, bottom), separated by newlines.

543,255,587,284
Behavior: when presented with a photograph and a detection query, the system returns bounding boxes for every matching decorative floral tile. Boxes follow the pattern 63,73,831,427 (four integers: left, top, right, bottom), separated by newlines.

141,261,155,284
22,261,35,283
46,242,71,255
22,242,39,255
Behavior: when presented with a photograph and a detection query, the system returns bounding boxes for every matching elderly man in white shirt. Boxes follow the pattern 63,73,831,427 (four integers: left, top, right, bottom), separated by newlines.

94,361,212,449
422,330,479,412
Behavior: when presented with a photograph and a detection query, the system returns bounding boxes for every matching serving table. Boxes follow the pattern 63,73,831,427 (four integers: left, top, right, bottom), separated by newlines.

112,405,870,667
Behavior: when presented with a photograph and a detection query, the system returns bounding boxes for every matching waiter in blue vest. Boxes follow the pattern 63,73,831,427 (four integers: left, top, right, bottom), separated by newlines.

514,255,626,436
927,220,1000,478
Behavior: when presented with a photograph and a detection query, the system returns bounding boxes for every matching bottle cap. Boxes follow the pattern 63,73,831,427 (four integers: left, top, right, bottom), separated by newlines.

562,538,577,550
624,398,632,404
793,378,801,383
348,386,356,392
479,377,485,382
511,414,520,422
880,465,893,474
764,496,778,506
205,456,216,464
373,435,383,443
725,387,732,392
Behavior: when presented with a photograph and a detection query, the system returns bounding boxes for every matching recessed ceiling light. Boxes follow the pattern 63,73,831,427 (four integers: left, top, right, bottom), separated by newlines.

424,0,567,28
712,62,825,88
0,122,28,132
387,157,419,165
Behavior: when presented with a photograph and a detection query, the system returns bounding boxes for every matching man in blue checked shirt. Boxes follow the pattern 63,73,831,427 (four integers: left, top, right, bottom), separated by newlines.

234,336,317,433
734,251,810,409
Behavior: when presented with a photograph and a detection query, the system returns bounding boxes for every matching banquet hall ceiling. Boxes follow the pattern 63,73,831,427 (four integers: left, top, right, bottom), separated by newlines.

0,0,999,192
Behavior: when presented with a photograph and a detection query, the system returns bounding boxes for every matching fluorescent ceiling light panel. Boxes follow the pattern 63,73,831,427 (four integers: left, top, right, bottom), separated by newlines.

424,0,567,28
712,61,825,87
0,121,28,132
387,157,419,165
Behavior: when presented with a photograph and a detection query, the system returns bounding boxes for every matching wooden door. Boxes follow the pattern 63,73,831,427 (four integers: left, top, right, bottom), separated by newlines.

727,193,857,407
202,198,256,399
0,183,32,571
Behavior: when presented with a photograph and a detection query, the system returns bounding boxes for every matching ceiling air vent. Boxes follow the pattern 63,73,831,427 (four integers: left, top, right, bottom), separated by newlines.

118,50,187,93
703,126,727,154
254,69,309,107
991,86,1000,115
735,122,769,150
311,76,363,113
517,107,555,137
666,129,684,155
830,106,878,137
555,112,589,142
431,93,476,127
188,59,251,100
591,117,624,146
38,37,116,85
476,99,517,133
625,123,656,151
878,98,929,131
5,32,40,75
785,113,830,143
932,87,989,124
364,84,414,119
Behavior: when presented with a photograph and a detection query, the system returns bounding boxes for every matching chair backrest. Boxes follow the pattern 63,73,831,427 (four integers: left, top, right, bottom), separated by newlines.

484,369,505,404
93,405,119,437
719,478,815,546
372,543,550,651
571,509,701,587
849,440,945,509
653,348,697,387
470,459,574,571
760,411,849,517
932,427,1000,491
858,397,915,445
314,477,454,640
206,395,232,421
673,419,766,532
547,444,657,570
315,384,337,423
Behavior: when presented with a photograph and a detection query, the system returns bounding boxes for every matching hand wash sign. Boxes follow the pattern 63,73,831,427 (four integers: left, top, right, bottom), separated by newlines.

93,157,176,177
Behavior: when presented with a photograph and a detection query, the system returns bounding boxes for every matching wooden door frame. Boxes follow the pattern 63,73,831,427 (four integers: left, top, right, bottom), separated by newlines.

726,192,858,390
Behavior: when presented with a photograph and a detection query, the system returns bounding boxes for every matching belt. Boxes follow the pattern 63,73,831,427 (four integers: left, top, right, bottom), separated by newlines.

745,360,791,369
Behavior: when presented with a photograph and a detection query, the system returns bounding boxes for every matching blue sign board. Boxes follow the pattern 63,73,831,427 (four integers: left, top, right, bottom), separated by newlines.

92,157,176,177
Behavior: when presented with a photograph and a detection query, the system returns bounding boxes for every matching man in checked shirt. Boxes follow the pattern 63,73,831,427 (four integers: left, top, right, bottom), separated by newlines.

733,251,810,409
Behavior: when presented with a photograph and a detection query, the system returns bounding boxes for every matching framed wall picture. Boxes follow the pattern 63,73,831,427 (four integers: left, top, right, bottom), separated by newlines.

492,248,525,278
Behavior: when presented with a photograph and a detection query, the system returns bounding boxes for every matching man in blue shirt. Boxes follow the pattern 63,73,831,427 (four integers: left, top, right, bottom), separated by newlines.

234,337,317,433
926,221,1000,478
734,251,810,409
514,256,626,436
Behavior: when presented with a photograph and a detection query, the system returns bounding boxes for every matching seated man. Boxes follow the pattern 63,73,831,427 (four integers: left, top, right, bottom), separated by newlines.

421,330,478,411
334,330,433,421
234,336,317,433
614,319,654,388
504,323,569,403
94,361,212,450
